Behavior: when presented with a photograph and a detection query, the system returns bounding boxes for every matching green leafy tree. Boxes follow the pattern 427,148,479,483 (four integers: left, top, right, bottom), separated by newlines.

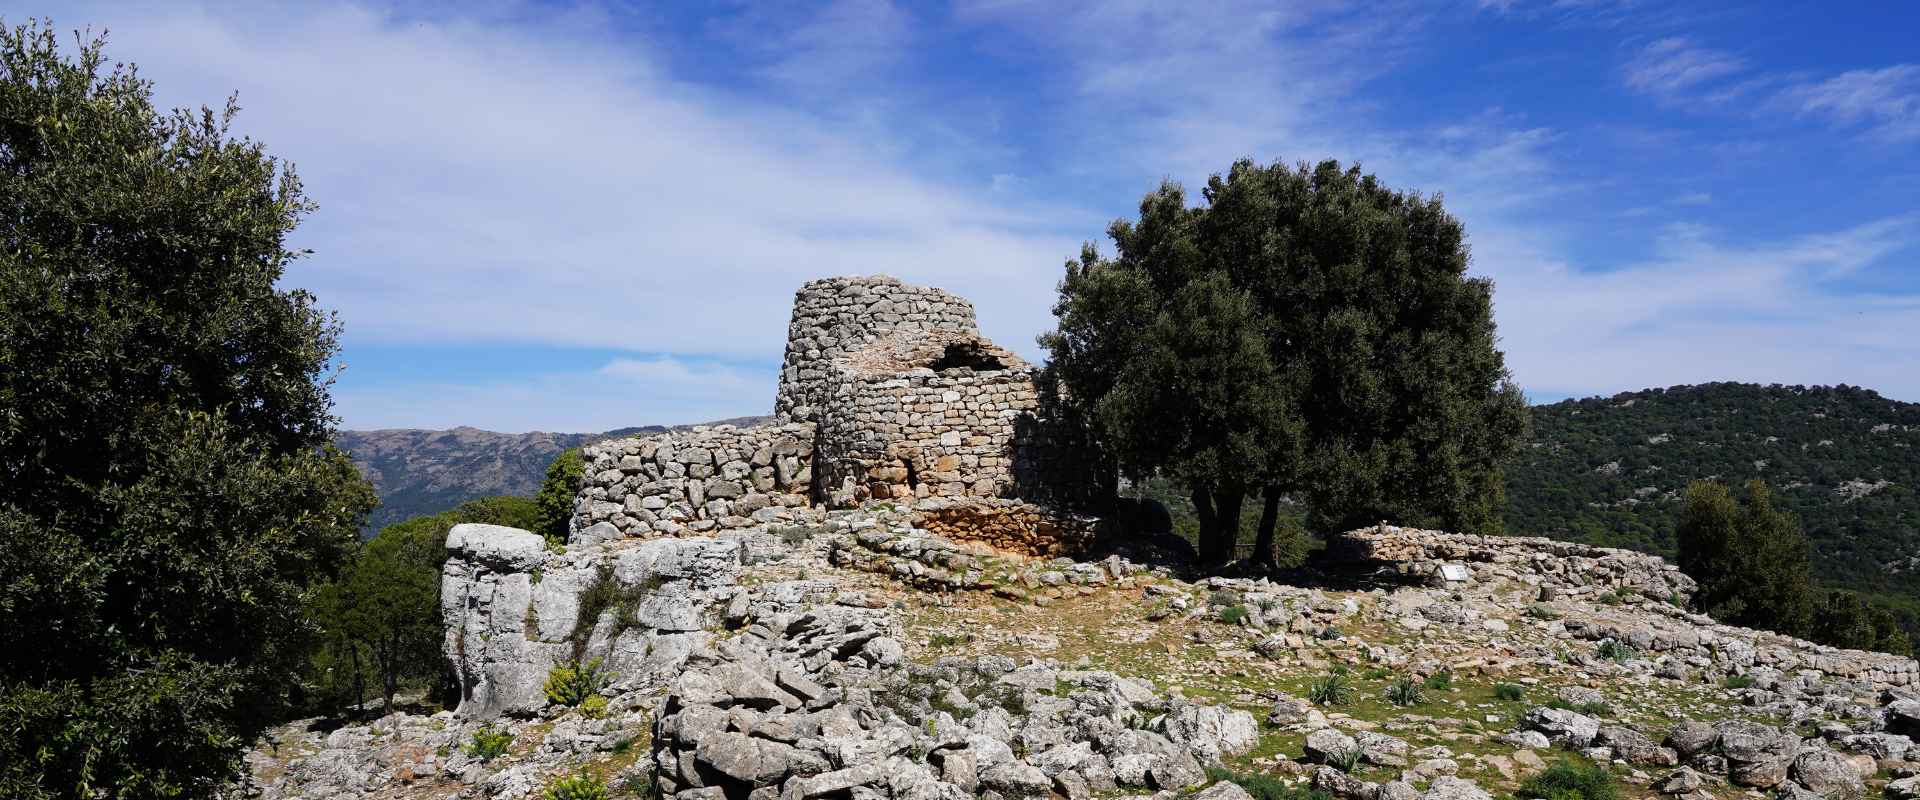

1811,590,1913,656
308,495,534,714
311,522,447,716
1044,159,1528,564
0,23,375,799
1677,480,1819,636
536,447,586,546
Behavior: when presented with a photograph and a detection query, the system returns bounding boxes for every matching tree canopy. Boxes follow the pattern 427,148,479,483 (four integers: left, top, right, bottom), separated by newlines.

0,23,375,799
1677,479,1820,637
1043,159,1528,564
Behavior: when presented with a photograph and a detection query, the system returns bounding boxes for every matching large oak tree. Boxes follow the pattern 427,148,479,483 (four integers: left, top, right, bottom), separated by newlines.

1043,159,1529,564
0,24,375,798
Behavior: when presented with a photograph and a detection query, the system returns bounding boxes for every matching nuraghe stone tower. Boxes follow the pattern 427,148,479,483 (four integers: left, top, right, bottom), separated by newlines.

570,274,1113,557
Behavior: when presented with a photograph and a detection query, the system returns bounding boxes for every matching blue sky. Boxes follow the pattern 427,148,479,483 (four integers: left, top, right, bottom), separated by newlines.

22,1,1920,432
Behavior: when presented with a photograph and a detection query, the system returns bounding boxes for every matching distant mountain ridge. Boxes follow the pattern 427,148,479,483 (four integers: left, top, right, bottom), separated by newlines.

338,415,773,532
1503,382,1919,614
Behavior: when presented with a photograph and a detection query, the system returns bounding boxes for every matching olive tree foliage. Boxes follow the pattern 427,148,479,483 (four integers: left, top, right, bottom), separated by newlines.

1043,160,1529,565
0,23,375,799
1677,480,1820,637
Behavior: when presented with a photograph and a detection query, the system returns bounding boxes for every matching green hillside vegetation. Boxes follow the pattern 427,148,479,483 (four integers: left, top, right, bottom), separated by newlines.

1504,382,1920,625
306,496,539,714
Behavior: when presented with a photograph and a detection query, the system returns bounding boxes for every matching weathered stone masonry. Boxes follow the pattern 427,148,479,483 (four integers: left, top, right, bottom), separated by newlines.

774,275,979,425
572,274,1113,557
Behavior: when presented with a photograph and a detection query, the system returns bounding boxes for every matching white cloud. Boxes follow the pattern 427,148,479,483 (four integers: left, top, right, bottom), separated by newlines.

1479,213,1920,401
1621,37,1745,102
40,1,1080,365
1772,64,1920,142
334,357,781,433
598,355,765,397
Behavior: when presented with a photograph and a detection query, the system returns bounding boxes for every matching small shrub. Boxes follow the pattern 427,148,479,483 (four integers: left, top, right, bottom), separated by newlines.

1221,605,1249,625
1227,771,1289,800
1319,627,1343,640
1525,604,1561,620
1385,677,1426,706
1209,590,1241,607
579,693,609,719
929,633,962,648
1594,640,1635,661
622,772,651,798
1306,674,1356,706
466,723,514,762
1331,746,1365,774
1362,668,1392,680
781,526,810,546
544,657,611,706
1422,670,1453,690
1328,663,1351,676
1600,593,1622,606
1724,676,1756,689
1577,701,1612,717
1518,758,1621,800
611,737,634,754
1494,684,1525,702
544,767,610,800
1617,587,1639,596
1545,699,1576,711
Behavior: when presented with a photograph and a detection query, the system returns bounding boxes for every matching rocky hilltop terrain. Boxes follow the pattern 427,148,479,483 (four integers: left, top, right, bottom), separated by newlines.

258,280,1920,800
243,504,1920,800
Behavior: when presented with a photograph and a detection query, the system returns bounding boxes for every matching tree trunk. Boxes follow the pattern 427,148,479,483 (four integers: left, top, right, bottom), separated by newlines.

1252,489,1280,569
1211,486,1246,564
1192,485,1216,560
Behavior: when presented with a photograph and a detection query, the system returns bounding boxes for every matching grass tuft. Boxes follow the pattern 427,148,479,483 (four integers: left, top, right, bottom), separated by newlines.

1385,677,1426,706
1493,684,1525,702
1306,674,1356,706
1518,759,1621,800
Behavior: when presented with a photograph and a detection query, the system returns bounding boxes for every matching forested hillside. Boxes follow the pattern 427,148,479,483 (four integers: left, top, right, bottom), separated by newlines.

1503,383,1920,611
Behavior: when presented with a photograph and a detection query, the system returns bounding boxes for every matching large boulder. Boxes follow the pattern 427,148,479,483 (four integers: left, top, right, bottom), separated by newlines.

1304,729,1360,764
1524,707,1601,749
1165,705,1260,767
1663,722,1719,760
1790,748,1866,797
1418,776,1492,800
979,762,1052,798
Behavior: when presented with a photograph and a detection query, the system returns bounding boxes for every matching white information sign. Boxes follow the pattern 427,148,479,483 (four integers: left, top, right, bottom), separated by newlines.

1439,564,1471,582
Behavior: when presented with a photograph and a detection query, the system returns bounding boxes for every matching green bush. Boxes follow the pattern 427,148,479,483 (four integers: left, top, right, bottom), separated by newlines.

579,694,609,719
1422,670,1453,690
1209,590,1242,607
1546,699,1576,711
780,526,811,547
535,447,586,548
1577,701,1612,717
544,657,610,706
544,767,609,800
1494,684,1525,702
1222,605,1249,625
1518,759,1620,800
1525,604,1561,620
1319,627,1343,640
466,723,515,762
1203,768,1329,800
1599,593,1622,606
1385,677,1426,706
1362,668,1393,680
929,634,963,648
1594,640,1636,661
1724,676,1756,689
1306,674,1355,706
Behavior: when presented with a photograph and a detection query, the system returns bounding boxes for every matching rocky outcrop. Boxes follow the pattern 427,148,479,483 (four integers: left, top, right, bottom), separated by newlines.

441,523,746,718
1329,525,1697,601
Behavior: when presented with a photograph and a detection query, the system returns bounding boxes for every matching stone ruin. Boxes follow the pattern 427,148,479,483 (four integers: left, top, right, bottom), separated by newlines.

570,274,1114,558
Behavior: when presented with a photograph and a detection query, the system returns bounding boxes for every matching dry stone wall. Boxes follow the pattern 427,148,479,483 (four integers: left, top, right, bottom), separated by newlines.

1329,524,1698,601
569,424,819,540
1333,525,1920,687
775,275,979,425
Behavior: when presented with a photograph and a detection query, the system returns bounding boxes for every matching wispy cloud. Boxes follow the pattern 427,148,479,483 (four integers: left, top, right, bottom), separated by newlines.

1621,37,1745,102
1482,213,1920,399
1772,64,1920,142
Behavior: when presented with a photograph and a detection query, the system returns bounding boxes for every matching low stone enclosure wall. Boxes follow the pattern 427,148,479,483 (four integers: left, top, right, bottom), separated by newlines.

1329,525,1919,687
569,424,820,539
1328,524,1698,601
